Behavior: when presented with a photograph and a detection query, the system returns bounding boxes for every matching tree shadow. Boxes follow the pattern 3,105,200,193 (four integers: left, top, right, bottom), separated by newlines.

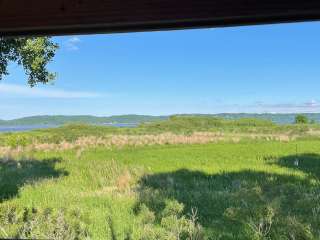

0,157,68,202
266,153,320,179
136,155,320,239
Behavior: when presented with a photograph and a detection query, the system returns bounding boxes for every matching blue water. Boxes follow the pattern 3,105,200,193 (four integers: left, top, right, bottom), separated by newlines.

102,123,137,128
0,125,55,133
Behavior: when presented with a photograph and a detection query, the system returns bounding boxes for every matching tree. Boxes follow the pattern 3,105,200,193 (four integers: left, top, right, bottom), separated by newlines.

295,114,308,124
0,37,58,87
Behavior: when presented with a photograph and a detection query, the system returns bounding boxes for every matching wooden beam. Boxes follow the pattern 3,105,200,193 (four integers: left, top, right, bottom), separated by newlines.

1,0,320,36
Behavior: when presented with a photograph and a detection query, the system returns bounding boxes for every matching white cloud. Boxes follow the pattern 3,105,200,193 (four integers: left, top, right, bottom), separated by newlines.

65,37,81,51
248,100,320,113
199,100,320,114
0,83,102,98
304,99,319,107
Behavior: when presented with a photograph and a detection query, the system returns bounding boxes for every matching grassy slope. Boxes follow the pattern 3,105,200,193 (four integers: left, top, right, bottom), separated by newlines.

1,117,320,239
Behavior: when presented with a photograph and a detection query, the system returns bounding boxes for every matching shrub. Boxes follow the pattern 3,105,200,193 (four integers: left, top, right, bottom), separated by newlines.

6,135,30,148
295,115,309,124
133,201,204,240
0,205,89,240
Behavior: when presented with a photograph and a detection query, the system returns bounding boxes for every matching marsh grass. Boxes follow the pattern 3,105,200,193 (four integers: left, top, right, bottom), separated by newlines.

0,205,89,239
1,141,319,239
0,132,299,156
1,117,320,239
1,116,319,148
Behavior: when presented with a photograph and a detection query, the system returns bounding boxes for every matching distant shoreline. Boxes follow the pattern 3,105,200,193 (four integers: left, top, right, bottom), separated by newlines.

0,123,139,133
1,113,320,127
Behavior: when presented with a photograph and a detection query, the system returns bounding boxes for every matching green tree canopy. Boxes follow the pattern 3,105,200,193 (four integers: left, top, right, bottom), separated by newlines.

0,37,58,87
295,114,309,124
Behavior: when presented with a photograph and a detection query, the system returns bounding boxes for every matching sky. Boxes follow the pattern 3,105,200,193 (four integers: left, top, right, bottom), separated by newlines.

1,22,320,119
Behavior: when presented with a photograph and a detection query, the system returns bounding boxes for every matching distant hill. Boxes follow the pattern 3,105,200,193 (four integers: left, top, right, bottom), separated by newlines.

1,113,320,126
0,115,168,126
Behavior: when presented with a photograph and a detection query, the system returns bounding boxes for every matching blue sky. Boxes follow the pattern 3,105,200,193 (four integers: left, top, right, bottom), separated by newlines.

1,22,320,119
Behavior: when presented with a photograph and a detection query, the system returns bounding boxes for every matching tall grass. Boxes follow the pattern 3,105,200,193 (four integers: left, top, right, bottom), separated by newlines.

0,117,320,239
1,116,319,147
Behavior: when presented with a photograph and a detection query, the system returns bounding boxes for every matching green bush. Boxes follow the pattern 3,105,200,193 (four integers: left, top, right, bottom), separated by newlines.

132,201,204,240
0,206,89,239
140,116,275,133
6,135,30,148
295,115,309,124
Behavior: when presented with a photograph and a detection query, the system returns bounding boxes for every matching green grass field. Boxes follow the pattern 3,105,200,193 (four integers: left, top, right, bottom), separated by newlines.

1,117,320,239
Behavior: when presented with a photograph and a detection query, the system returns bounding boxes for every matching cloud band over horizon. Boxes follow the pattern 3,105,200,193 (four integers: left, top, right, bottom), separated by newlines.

0,83,102,99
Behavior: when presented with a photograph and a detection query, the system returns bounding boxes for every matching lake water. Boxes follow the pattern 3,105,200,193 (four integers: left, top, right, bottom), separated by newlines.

0,125,56,133
102,123,137,128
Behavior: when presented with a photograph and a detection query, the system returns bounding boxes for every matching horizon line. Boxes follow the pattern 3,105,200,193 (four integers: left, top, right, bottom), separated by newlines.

1,112,320,121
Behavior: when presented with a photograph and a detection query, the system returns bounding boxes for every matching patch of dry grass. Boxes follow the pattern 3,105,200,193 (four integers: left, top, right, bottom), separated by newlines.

0,132,297,157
